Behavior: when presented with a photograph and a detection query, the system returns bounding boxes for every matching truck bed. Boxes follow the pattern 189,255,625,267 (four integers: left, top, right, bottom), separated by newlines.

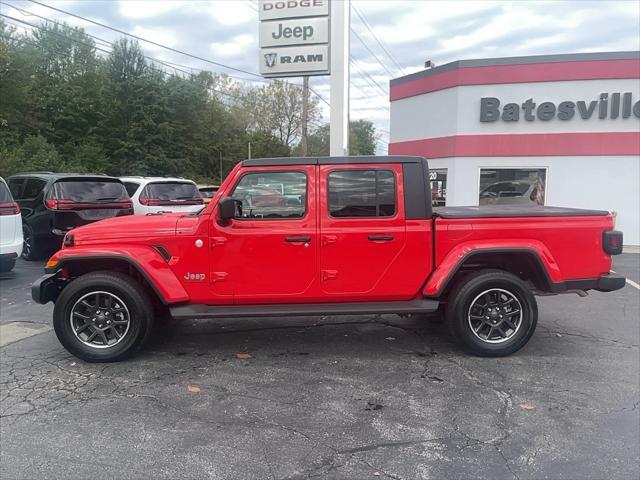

433,205,609,219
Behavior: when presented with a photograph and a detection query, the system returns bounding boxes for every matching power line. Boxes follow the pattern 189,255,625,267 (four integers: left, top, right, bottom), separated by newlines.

0,14,248,103
244,1,258,13
350,56,388,98
351,4,406,77
26,0,266,79
350,27,395,79
24,0,330,106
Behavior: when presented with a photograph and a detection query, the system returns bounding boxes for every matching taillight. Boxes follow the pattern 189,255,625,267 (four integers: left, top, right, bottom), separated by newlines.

117,199,133,209
603,230,623,255
0,202,20,215
45,199,75,210
139,197,161,206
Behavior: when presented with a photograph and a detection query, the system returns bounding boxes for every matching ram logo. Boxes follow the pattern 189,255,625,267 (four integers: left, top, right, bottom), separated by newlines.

264,53,277,68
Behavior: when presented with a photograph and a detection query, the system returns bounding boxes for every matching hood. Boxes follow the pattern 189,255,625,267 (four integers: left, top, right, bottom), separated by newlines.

69,213,184,244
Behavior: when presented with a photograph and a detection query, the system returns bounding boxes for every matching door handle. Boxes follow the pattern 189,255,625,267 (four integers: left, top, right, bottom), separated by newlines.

284,236,311,243
368,235,394,242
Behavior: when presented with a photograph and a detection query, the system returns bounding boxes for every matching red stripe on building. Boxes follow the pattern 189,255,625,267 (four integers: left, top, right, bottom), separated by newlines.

390,59,640,101
388,132,640,158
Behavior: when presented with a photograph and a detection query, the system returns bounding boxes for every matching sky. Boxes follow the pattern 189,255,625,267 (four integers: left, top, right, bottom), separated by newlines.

2,0,639,153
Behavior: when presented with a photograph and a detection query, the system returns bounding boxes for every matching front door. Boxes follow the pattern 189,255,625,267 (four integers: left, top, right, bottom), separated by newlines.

210,166,317,303
318,164,408,300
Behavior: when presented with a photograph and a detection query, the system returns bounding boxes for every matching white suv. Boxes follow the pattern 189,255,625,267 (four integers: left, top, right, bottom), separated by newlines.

0,177,23,272
120,177,204,215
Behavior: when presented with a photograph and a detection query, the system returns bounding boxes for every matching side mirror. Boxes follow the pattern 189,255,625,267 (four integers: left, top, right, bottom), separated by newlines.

217,197,239,225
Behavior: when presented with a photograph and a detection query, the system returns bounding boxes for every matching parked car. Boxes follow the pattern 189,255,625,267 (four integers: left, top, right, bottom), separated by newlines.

0,177,23,272
479,180,540,205
197,185,219,204
7,173,133,260
121,177,204,214
33,156,625,362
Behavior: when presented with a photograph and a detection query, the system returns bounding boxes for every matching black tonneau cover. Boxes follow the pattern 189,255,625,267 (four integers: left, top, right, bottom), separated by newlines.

433,205,609,219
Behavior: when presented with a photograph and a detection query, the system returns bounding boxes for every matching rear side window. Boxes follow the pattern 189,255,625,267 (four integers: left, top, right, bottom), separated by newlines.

124,182,141,197
328,170,396,218
140,182,201,203
48,180,128,202
0,181,13,202
22,178,47,199
7,178,26,199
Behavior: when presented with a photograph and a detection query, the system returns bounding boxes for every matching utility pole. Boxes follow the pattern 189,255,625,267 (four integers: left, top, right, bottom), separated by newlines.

248,142,252,160
301,76,309,156
330,0,350,156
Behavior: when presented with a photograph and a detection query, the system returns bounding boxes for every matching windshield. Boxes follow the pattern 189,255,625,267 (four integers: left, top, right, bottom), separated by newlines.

48,180,128,202
199,187,218,198
143,182,200,202
0,181,12,202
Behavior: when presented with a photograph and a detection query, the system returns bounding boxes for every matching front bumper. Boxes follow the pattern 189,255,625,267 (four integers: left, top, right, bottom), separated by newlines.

596,273,626,292
32,271,64,304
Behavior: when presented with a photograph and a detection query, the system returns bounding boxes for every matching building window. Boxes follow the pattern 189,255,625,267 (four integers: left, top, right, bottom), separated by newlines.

231,171,307,219
429,169,447,206
328,169,396,218
479,168,546,206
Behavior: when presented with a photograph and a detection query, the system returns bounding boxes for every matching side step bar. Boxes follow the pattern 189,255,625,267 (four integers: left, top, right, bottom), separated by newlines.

169,299,440,320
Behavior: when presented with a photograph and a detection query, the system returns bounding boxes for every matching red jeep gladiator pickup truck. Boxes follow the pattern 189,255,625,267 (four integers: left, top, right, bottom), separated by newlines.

32,156,626,362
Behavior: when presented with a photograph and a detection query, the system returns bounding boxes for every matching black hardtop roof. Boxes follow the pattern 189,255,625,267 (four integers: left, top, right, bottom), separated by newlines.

242,155,427,167
7,172,122,182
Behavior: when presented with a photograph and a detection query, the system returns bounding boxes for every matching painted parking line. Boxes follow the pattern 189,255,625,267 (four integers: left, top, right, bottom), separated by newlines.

611,270,640,291
625,278,640,290
0,322,52,348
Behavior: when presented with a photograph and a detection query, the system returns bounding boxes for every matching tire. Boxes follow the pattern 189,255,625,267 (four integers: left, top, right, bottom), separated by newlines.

21,223,42,261
53,271,155,362
446,269,537,357
0,259,16,272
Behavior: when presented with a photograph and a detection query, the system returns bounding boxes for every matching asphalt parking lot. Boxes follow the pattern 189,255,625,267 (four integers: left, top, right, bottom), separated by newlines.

1,255,639,479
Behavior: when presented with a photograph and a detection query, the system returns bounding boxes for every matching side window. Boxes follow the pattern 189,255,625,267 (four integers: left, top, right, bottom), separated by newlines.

7,178,26,199
124,182,140,197
231,171,307,219
328,169,396,218
22,179,47,199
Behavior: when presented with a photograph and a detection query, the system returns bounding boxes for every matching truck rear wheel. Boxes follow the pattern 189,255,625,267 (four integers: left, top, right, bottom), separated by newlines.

447,270,537,357
53,271,155,362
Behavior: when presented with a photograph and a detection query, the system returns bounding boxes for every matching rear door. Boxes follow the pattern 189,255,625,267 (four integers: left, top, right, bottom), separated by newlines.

318,164,408,299
0,179,19,247
138,181,204,214
46,178,132,232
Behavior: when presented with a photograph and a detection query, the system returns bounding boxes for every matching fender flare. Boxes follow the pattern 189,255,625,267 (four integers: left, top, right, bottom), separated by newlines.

47,247,189,304
423,240,564,297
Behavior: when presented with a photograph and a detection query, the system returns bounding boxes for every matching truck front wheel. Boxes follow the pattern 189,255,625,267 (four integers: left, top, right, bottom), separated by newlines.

447,270,537,357
53,271,155,362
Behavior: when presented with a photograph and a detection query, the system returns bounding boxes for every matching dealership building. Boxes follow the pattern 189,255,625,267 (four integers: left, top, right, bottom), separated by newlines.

388,51,640,245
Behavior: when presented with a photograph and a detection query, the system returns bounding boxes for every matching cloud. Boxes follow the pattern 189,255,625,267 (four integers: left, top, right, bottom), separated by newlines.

6,0,640,153
210,33,255,57
118,1,186,19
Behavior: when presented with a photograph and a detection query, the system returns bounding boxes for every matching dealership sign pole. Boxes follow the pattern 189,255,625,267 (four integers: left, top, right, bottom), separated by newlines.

258,0,349,156
329,0,349,156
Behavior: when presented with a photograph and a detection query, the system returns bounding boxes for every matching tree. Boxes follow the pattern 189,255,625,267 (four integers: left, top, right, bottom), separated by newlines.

242,80,320,147
349,119,378,156
296,120,379,156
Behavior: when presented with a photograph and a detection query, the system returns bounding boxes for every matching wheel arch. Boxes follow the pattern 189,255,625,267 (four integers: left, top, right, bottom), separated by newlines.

424,247,563,298
48,251,189,305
